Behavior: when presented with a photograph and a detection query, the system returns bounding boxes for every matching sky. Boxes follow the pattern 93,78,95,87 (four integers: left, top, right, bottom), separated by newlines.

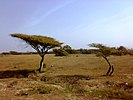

0,0,133,52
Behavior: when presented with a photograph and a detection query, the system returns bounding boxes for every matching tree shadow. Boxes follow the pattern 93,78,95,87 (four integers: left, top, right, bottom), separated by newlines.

56,75,91,81
41,75,92,83
0,69,36,79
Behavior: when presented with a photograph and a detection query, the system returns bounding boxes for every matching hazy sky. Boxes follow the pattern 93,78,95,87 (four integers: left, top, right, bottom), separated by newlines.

1,0,133,52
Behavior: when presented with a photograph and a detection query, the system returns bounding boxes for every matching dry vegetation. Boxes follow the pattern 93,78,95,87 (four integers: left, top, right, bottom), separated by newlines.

0,54,133,100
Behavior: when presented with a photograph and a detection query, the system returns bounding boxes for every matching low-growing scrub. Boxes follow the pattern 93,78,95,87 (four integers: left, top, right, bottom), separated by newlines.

88,88,133,99
1,54,133,99
16,86,53,96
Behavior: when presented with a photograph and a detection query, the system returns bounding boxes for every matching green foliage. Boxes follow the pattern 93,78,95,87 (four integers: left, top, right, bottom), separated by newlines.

117,46,128,56
10,33,62,72
17,86,53,96
128,50,133,55
111,46,129,56
34,86,53,94
53,47,69,56
62,45,73,54
89,43,111,57
118,46,127,51
63,45,72,50
53,45,72,56
10,34,62,48
89,43,113,76
78,49,91,54
10,34,62,56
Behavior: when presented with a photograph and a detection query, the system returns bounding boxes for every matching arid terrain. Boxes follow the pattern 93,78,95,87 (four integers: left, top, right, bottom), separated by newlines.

0,54,133,100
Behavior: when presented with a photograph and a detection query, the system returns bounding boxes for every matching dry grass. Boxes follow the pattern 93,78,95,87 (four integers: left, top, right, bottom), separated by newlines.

0,54,133,99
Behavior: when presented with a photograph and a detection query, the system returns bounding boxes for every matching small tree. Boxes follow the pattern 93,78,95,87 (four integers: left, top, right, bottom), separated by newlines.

117,46,128,55
63,45,72,50
89,43,114,76
63,45,72,54
53,47,69,56
10,33,62,72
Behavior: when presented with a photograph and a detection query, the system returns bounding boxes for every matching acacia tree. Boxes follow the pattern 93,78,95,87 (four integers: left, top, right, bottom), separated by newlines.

63,45,72,50
89,43,114,76
63,45,72,54
10,33,62,72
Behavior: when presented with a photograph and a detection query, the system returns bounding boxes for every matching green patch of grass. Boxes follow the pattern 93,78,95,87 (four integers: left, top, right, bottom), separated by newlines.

17,86,53,96
64,86,88,94
35,86,53,94
88,88,133,99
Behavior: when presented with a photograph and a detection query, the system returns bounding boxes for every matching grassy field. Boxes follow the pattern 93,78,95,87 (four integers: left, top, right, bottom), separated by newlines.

0,54,133,100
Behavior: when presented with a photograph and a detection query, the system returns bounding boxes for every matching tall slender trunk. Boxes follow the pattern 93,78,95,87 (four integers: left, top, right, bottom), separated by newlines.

109,65,114,76
102,56,113,76
106,65,112,76
38,55,44,73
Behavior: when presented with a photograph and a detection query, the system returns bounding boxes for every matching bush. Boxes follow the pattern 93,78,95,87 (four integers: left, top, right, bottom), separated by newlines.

128,50,133,55
53,48,69,56
111,50,122,56
16,86,53,96
35,86,52,94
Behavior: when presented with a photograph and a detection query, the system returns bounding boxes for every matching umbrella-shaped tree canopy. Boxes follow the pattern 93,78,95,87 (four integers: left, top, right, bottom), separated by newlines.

89,43,114,76
10,34,61,49
10,33,62,72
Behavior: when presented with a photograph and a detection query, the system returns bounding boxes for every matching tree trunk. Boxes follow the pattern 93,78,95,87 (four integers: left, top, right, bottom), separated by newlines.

109,65,114,76
106,64,112,76
38,55,45,73
102,56,113,76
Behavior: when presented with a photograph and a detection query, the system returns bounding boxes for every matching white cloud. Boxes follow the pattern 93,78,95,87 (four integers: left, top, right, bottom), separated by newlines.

27,1,73,27
70,9,132,33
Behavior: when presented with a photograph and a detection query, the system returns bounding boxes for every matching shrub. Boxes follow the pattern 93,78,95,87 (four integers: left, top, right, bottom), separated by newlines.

16,86,53,96
53,48,69,56
35,86,52,94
